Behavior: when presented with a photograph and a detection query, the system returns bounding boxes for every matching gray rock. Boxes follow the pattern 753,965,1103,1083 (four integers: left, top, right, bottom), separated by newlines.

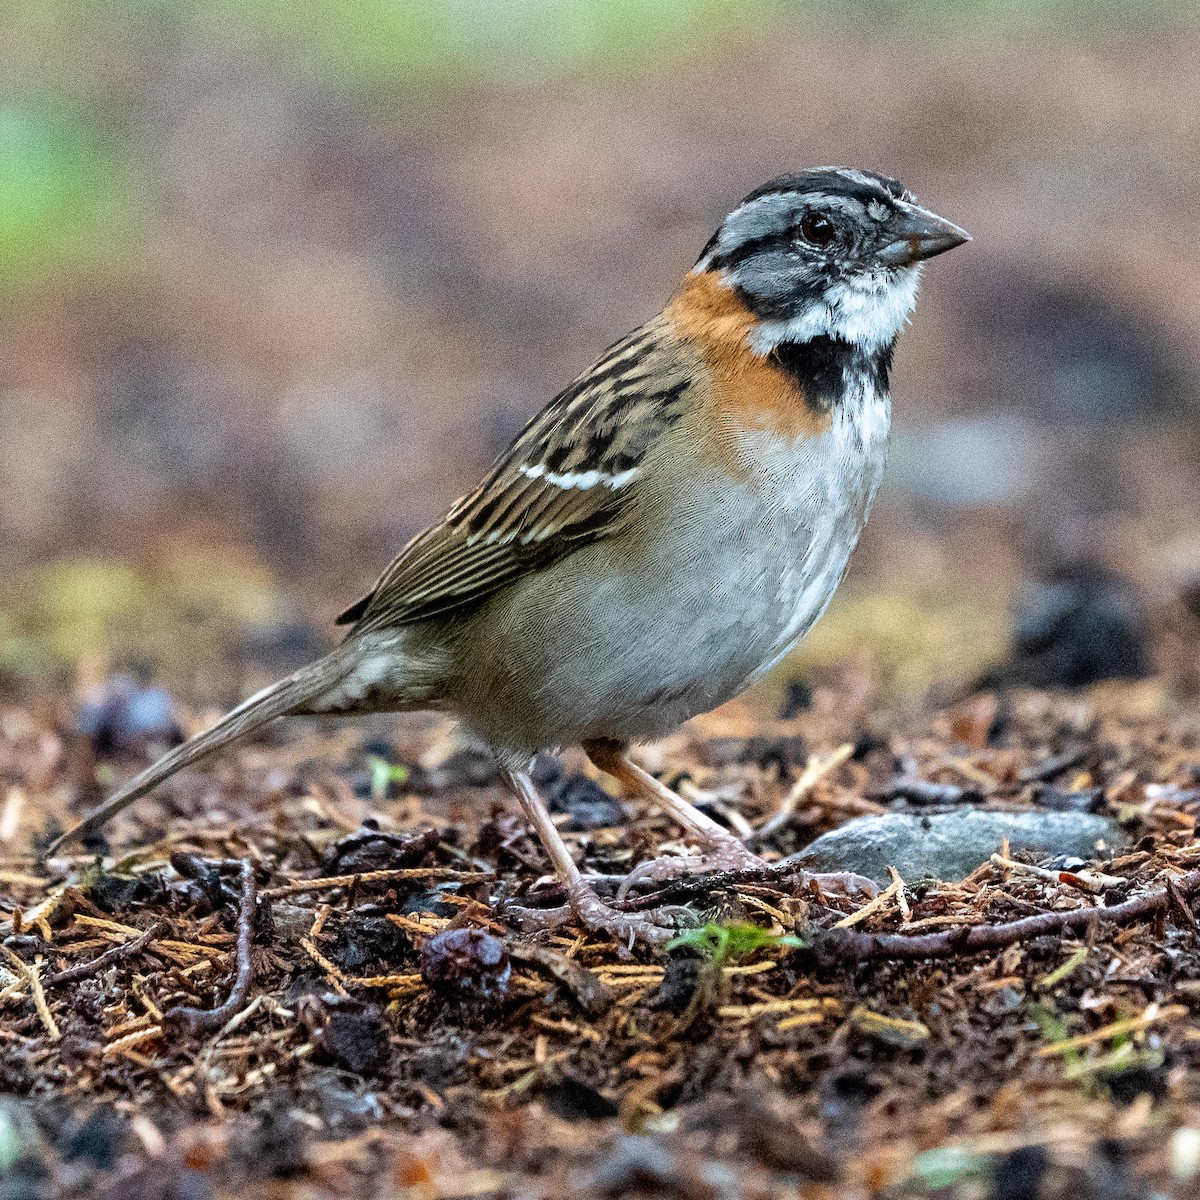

793,808,1125,886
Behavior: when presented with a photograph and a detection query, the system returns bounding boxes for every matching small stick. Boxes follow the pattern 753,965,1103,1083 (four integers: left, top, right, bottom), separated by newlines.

1036,1002,1187,1056
43,922,162,987
1167,876,1200,933
261,867,491,899
887,867,911,921
2,948,59,1040
754,744,855,841
834,877,900,928
811,868,1200,965
103,1025,165,1058
163,861,257,1036
300,937,351,998
989,854,1126,894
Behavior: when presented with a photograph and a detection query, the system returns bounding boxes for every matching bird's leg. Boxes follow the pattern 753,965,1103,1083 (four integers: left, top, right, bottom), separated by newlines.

499,766,678,948
584,739,765,890
584,739,876,900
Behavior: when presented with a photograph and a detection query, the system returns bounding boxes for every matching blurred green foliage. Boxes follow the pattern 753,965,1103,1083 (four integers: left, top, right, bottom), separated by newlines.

667,920,805,965
197,0,775,86
0,550,284,682
0,103,133,290
0,0,1186,295
0,0,778,294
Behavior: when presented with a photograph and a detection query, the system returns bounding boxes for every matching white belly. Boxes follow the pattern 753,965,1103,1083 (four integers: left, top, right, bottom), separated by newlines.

453,383,891,752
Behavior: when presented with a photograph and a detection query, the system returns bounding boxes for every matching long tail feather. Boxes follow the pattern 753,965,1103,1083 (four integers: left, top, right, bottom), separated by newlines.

44,653,354,858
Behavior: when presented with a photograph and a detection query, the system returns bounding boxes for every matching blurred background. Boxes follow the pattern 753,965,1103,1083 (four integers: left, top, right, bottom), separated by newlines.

3,0,1200,722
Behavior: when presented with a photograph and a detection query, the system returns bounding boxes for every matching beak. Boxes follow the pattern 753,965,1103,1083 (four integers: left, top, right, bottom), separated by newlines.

877,203,971,266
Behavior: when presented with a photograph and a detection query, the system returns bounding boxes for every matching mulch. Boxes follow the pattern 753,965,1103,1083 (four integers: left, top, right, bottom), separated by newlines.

3,681,1200,1198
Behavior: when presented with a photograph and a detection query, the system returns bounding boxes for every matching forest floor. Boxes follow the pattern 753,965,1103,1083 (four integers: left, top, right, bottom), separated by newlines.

4,668,1200,1200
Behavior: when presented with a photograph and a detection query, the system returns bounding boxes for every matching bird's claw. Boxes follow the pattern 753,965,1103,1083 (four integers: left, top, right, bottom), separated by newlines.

799,870,879,901
508,882,680,949
616,842,768,899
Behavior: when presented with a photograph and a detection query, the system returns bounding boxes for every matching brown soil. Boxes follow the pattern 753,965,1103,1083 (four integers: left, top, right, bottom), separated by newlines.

4,679,1200,1199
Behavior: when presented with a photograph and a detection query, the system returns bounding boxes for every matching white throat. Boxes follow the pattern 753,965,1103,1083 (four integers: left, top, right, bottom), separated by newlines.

744,265,921,356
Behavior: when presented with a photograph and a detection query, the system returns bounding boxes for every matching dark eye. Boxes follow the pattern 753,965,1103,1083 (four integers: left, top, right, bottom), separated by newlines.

799,211,836,246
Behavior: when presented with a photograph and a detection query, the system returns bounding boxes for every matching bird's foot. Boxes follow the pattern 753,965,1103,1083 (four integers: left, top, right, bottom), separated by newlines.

795,870,879,901
614,853,879,906
616,839,768,899
508,881,683,950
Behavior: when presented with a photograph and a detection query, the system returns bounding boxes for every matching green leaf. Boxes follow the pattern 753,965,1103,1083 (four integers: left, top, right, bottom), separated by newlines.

368,755,409,799
666,920,805,965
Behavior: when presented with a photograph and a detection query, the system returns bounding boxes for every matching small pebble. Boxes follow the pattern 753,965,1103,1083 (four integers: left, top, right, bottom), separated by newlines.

420,928,511,1008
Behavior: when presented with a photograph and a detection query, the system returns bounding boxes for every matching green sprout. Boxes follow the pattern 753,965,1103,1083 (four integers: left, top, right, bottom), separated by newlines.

368,756,409,800
666,920,805,968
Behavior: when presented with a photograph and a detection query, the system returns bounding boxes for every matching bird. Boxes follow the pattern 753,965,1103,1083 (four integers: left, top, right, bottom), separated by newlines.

46,167,969,945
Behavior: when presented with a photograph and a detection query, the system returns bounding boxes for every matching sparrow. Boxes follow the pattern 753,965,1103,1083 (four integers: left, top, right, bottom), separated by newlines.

47,168,968,945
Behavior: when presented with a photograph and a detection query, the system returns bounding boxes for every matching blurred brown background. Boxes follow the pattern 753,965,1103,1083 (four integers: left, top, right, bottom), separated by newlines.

3,0,1199,713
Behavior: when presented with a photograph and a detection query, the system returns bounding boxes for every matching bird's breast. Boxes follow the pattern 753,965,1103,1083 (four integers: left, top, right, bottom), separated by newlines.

713,372,892,669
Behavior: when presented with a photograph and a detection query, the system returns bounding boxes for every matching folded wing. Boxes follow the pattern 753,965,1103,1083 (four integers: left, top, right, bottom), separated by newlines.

337,319,693,631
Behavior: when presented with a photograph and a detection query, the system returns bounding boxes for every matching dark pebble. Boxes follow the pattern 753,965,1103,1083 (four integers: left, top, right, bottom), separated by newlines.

535,755,625,830
540,1075,620,1121
852,732,892,763
648,954,702,1016
319,1003,391,1076
63,1107,126,1170
550,773,625,831
321,826,440,875
1037,785,1105,813
1102,1061,1168,1105
331,916,409,974
994,1144,1047,1200
233,1108,308,1179
778,679,813,719
1007,564,1152,690
420,928,511,1008
82,871,148,914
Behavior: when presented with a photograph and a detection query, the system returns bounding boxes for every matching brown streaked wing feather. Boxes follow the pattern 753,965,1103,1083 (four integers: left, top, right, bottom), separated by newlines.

336,318,693,631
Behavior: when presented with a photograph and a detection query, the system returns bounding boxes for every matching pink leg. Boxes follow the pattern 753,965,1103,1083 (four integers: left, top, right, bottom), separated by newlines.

500,766,678,948
585,739,765,889
584,740,877,900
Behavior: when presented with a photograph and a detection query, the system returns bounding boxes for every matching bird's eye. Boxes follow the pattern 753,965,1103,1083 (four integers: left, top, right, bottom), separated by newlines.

799,211,836,246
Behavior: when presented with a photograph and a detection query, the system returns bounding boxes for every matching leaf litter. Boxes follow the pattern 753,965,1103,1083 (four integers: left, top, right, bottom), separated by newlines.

2,683,1200,1196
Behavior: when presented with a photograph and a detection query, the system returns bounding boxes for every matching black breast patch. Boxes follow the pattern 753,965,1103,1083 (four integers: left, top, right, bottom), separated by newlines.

769,335,895,413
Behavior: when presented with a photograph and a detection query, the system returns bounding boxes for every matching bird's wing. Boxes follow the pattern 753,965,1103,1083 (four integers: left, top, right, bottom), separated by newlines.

337,318,693,631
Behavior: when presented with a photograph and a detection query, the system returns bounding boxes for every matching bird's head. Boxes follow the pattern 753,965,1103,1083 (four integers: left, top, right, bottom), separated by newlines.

695,168,969,355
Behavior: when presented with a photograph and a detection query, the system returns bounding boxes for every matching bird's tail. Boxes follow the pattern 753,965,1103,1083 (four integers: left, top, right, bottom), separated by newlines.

44,651,357,858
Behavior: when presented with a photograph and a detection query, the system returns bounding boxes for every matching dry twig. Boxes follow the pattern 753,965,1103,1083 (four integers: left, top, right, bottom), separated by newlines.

163,861,257,1035
989,853,1125,894
811,868,1200,964
754,743,855,841
2,946,59,1039
43,921,162,987
261,866,491,899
